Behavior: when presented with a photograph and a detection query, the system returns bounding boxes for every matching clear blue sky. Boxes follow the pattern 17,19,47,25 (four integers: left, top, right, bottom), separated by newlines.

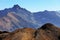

0,0,60,12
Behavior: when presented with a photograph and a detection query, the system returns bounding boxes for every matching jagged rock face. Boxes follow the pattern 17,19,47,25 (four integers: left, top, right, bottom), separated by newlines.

0,23,60,40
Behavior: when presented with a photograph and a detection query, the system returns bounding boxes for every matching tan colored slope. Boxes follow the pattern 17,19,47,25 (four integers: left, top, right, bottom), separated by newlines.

0,23,60,40
4,28,36,40
35,23,60,40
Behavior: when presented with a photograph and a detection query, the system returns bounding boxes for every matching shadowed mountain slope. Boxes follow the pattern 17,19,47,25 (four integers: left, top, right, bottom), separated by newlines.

33,10,60,27
0,5,60,32
0,5,38,32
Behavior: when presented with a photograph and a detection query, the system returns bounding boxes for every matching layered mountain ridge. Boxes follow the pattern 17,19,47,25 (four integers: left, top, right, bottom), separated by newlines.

0,4,38,31
0,4,60,32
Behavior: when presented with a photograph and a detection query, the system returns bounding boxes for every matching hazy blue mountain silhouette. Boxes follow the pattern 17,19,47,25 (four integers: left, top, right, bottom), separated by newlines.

33,10,60,27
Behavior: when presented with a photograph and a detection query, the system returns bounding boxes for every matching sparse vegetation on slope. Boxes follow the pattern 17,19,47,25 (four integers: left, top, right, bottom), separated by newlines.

0,23,60,40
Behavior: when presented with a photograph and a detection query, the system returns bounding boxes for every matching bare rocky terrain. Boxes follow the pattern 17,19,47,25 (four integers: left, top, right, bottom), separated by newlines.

0,23,60,40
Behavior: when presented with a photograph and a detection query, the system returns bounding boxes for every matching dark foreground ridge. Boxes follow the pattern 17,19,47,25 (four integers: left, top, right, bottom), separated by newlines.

0,23,60,40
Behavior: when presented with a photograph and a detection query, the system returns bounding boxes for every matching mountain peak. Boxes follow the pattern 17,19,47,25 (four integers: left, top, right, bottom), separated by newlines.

13,4,21,9
40,23,54,30
44,10,48,12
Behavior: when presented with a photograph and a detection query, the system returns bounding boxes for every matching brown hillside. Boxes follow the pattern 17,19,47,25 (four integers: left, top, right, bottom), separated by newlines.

0,23,60,40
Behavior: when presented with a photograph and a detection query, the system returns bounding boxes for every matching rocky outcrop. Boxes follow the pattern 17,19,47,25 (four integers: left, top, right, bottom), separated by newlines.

36,23,60,40
0,23,60,40
0,31,9,40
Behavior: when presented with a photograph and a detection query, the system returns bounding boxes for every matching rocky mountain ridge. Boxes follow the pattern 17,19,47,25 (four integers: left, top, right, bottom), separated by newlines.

0,4,60,32
0,23,60,40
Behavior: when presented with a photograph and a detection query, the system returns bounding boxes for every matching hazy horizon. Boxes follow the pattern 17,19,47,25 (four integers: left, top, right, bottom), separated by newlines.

0,0,60,12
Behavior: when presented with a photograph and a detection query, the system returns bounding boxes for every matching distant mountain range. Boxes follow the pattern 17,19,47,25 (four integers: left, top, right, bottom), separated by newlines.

33,10,60,27
0,4,60,31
